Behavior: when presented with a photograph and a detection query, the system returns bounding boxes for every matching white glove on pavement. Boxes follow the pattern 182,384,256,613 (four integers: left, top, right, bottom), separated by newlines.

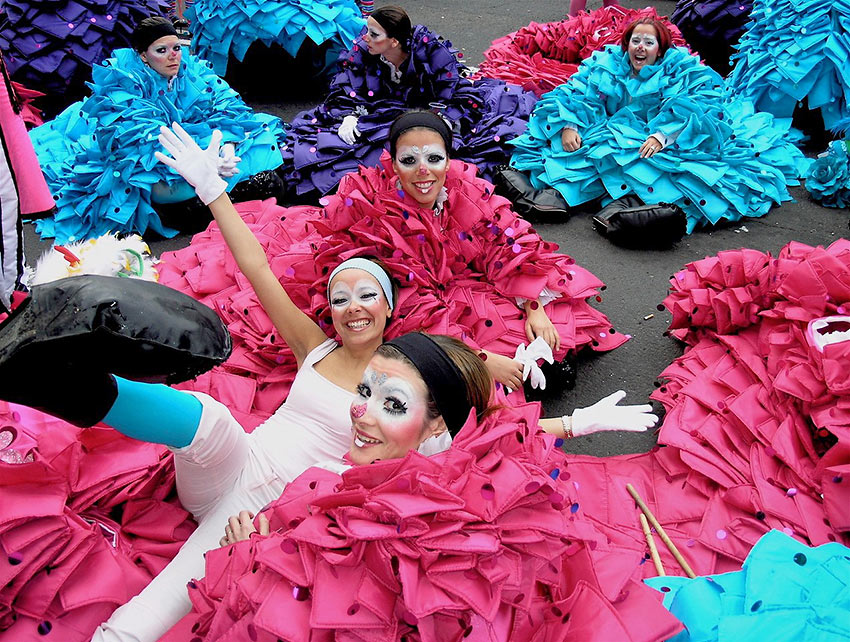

155,122,228,205
570,390,658,437
217,143,241,178
338,114,361,145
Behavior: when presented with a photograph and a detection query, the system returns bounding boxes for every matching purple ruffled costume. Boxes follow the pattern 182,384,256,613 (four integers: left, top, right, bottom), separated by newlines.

281,24,538,197
671,0,753,74
0,0,169,116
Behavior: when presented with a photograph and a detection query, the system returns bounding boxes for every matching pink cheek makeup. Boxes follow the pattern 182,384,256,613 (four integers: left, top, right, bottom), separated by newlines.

351,402,367,419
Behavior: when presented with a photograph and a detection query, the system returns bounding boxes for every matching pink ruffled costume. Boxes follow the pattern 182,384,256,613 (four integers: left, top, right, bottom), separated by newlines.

160,154,626,428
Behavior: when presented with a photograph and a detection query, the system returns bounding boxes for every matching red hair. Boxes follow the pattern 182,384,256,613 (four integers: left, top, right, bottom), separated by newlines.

620,18,673,59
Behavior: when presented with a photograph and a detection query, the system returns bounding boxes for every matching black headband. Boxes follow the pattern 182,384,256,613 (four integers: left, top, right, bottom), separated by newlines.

133,21,178,52
389,111,453,154
385,333,470,436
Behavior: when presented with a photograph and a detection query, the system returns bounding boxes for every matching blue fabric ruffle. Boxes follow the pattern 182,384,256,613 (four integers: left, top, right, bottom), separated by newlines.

726,0,850,130
281,25,538,197
30,48,286,242
646,530,850,642
510,46,809,233
805,139,850,208
188,0,365,75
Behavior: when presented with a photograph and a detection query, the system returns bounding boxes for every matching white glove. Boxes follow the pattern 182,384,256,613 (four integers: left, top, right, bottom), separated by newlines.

217,143,241,178
569,390,658,437
514,336,554,391
155,122,228,205
338,114,361,145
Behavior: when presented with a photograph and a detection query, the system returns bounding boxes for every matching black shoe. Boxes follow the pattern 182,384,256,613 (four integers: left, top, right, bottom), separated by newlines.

524,354,578,400
592,195,686,249
229,170,287,205
0,275,232,426
492,165,572,223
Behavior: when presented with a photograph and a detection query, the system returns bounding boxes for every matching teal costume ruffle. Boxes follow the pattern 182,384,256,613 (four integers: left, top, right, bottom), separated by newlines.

726,0,850,131
188,0,365,75
646,530,850,642
510,46,809,233
30,49,286,242
805,139,850,208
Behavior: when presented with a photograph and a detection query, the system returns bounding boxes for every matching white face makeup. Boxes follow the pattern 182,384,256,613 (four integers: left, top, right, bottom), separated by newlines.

142,35,182,78
364,17,393,56
349,355,440,465
806,315,850,352
327,268,391,345
628,24,660,70
392,129,451,209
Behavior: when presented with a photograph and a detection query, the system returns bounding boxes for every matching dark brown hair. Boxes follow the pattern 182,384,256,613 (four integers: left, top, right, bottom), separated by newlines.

372,6,412,52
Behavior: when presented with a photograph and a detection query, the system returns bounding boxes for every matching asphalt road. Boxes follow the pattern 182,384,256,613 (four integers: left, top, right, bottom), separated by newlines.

22,0,849,456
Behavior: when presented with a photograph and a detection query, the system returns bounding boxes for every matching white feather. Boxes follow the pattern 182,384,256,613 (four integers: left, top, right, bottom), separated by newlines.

29,234,159,285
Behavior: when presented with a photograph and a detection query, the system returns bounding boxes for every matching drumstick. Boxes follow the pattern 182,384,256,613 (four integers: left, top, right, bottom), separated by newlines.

626,483,696,578
639,513,665,576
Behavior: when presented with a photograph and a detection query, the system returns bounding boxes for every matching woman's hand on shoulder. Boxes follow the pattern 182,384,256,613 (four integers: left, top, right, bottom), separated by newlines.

219,510,270,547
561,128,582,152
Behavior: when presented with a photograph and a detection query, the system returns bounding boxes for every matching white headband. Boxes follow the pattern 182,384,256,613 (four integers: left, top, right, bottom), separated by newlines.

327,258,394,310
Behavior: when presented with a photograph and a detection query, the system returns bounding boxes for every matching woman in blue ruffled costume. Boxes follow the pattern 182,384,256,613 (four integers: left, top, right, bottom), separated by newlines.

805,118,850,209
29,16,286,243
510,17,809,233
187,0,365,76
727,0,850,131
281,5,538,198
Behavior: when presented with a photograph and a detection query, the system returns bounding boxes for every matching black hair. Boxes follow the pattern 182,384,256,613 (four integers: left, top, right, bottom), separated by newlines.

372,6,412,52
132,16,178,52
388,110,453,158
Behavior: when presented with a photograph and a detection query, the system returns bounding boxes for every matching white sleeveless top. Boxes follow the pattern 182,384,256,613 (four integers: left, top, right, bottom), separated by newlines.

251,338,355,483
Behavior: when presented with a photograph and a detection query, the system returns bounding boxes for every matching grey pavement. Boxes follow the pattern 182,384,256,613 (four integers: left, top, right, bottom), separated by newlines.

23,0,849,456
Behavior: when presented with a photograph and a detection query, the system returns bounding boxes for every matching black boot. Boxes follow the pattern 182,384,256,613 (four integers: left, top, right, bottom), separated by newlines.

0,275,232,426
524,353,578,401
229,170,287,205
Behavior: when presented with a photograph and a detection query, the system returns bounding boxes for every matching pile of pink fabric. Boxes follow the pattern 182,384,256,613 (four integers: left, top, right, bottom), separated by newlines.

475,6,687,97
0,404,194,641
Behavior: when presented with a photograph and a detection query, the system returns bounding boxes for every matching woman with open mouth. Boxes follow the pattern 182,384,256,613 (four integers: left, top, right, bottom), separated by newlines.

510,16,810,233
28,15,287,243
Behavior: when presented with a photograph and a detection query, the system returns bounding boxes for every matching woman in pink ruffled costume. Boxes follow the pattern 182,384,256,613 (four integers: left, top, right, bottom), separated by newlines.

158,331,680,642
160,110,626,429
475,6,686,97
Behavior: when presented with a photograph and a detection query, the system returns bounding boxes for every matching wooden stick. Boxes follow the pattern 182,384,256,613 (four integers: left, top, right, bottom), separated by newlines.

626,483,696,578
639,513,665,576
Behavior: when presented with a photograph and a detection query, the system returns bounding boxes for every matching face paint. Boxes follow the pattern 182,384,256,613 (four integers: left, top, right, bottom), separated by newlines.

628,24,660,70
142,35,182,79
395,145,448,172
348,355,441,465
364,17,393,56
330,279,385,311
806,316,850,352
392,130,451,208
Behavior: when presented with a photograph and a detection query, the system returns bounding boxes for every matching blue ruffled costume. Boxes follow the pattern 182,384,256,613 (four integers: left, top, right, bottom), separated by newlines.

646,530,850,642
188,0,365,76
510,46,809,232
30,49,286,242
726,0,850,130
281,25,539,196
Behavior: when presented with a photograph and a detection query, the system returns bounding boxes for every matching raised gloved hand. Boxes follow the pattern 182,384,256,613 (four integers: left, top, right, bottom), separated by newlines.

338,114,361,145
568,390,658,437
217,142,241,178
155,122,228,205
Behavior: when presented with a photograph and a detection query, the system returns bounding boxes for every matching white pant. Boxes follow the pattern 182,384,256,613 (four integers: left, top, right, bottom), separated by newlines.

92,393,286,642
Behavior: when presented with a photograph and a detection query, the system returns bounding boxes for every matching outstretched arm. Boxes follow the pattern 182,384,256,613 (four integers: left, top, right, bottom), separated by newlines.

155,123,328,366
540,391,658,438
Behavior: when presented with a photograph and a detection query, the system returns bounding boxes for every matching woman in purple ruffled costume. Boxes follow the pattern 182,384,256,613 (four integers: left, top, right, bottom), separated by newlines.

0,0,170,117
280,5,538,199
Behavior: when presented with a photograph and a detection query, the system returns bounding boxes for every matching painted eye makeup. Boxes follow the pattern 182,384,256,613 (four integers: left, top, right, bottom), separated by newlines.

383,396,408,415
356,382,372,399
630,36,657,47
331,296,350,307
368,29,385,39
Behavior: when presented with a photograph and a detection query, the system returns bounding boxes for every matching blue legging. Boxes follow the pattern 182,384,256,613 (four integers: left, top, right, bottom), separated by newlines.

103,376,203,448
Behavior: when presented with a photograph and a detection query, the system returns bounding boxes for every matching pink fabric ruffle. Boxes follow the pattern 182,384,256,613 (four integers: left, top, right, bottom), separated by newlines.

475,6,687,97
9,81,44,128
160,154,625,428
162,401,682,642
0,403,194,641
